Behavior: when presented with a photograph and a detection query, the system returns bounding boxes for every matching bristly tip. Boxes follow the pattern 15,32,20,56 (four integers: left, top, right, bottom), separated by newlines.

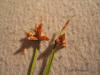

60,18,71,35
40,16,43,25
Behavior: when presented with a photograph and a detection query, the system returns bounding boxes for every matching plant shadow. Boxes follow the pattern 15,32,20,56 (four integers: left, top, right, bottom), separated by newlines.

14,37,40,55
14,37,40,75
14,33,65,75
38,34,64,75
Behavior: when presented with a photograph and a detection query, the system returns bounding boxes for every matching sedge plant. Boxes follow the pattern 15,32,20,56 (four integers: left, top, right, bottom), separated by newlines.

25,18,50,75
44,19,71,75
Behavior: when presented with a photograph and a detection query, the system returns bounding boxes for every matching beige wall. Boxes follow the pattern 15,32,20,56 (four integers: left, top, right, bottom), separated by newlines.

0,0,100,75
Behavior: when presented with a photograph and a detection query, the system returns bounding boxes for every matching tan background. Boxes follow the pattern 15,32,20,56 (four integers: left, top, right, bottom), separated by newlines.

0,0,100,75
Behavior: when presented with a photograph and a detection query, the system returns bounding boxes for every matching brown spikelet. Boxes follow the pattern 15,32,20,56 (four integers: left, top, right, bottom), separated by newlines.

60,19,71,34
55,33,66,47
26,18,50,41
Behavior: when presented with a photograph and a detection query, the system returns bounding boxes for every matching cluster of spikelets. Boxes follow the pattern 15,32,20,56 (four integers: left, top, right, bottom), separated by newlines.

26,18,70,47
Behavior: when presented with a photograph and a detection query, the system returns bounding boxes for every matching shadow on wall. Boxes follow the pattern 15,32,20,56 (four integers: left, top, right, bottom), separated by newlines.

14,37,40,55
14,33,64,75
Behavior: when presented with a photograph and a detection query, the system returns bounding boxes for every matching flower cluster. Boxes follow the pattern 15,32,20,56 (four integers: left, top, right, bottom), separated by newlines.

55,19,70,47
26,23,49,41
55,33,66,47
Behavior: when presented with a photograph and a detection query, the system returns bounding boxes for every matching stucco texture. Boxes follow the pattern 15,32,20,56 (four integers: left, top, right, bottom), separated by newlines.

0,0,100,75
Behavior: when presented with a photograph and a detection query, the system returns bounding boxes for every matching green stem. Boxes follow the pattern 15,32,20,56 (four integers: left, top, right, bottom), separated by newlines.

44,44,56,75
30,48,38,75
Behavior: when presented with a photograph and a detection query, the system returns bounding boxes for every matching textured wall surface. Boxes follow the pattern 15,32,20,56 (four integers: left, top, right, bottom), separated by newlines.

0,0,100,75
